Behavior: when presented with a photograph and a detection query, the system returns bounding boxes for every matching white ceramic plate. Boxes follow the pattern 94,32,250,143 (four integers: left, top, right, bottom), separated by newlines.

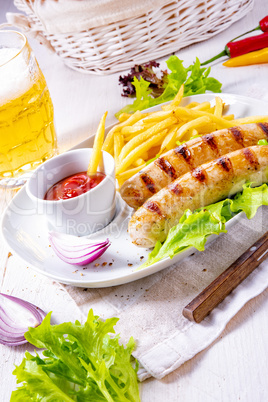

1,93,267,287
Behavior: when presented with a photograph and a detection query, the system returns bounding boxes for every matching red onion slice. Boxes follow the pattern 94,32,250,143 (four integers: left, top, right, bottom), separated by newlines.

49,232,111,266
0,293,46,346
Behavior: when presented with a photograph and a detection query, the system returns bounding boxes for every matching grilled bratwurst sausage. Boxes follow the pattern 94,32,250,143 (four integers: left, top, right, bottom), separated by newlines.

129,145,268,248
120,123,268,209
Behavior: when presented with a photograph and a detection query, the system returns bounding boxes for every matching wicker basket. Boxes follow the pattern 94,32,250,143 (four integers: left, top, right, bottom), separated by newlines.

11,0,254,75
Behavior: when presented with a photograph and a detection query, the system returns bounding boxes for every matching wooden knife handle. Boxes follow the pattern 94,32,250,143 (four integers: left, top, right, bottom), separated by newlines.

182,231,268,323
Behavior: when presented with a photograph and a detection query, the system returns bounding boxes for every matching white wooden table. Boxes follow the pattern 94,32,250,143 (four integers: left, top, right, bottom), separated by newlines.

1,1,268,400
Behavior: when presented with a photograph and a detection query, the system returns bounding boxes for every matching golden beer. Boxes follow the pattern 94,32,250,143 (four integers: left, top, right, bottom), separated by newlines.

0,31,57,186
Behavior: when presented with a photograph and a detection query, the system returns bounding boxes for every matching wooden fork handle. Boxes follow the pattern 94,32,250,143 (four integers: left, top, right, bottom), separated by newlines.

182,231,268,323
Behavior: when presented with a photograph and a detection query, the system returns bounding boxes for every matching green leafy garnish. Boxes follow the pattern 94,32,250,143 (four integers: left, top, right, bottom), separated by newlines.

258,139,268,145
116,56,222,118
11,310,140,401
176,133,201,146
145,153,160,165
140,182,268,268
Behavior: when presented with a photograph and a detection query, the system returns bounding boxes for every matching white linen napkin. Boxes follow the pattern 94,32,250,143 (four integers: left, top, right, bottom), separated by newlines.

61,206,268,380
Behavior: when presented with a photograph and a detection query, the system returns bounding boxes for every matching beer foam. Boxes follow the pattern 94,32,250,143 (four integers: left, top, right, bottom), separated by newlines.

0,48,18,64
0,48,32,107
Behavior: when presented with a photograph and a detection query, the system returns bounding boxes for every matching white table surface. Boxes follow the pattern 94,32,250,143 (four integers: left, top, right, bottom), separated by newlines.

1,0,268,400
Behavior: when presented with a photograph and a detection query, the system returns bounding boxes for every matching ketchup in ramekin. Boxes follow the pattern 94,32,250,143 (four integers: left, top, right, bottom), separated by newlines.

44,171,106,201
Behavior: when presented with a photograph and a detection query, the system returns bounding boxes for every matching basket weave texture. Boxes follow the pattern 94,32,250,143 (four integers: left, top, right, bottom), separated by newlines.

14,0,254,75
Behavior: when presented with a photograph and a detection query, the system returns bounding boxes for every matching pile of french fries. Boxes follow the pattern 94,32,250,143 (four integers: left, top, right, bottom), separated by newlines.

99,85,268,187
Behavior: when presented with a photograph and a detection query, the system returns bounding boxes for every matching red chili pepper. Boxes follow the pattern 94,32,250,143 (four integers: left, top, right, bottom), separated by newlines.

201,31,268,65
260,16,268,32
230,16,268,42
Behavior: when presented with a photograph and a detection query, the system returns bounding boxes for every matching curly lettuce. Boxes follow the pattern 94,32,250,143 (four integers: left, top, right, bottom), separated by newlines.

116,56,222,118
11,310,140,401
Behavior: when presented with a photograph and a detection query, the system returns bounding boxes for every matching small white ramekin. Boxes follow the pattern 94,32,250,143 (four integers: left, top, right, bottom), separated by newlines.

26,149,116,236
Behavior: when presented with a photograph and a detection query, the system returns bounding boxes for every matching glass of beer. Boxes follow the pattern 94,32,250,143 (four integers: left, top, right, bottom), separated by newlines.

0,30,57,188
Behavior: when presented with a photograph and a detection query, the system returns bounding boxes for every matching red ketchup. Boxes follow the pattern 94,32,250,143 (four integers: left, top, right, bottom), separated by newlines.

44,171,106,201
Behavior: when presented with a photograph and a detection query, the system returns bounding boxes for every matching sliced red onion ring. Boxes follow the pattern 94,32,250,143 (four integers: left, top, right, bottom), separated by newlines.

49,232,111,266
0,293,46,346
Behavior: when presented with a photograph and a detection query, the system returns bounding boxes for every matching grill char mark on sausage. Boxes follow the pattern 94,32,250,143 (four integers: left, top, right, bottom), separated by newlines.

242,148,260,170
154,157,177,179
202,133,219,155
216,156,233,172
140,174,157,194
144,201,163,216
257,122,268,138
168,182,183,195
174,144,193,168
191,167,207,183
229,126,244,147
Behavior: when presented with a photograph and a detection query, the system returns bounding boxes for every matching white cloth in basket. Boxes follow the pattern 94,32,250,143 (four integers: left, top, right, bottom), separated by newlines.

13,0,173,34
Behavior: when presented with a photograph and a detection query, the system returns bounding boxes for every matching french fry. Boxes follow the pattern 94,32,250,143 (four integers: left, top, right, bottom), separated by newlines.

102,126,116,153
223,114,235,120
122,121,155,136
192,102,211,111
196,122,217,134
214,96,223,118
117,113,132,122
117,164,147,181
134,158,146,167
185,102,200,108
102,110,144,152
118,116,177,163
182,128,199,142
205,107,216,114
160,125,181,153
142,110,174,123
87,111,107,175
191,128,199,137
105,143,114,157
162,84,184,111
231,116,268,125
116,129,168,174
140,151,149,161
114,131,124,165
174,107,234,128
176,116,211,141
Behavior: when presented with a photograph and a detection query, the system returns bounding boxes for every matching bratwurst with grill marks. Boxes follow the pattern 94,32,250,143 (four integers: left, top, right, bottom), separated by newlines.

120,123,268,209
129,145,268,248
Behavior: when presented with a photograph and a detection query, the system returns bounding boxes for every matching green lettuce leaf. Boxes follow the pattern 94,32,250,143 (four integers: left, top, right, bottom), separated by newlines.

115,56,222,118
140,182,268,268
258,139,268,145
142,209,226,268
230,182,268,219
11,310,140,402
